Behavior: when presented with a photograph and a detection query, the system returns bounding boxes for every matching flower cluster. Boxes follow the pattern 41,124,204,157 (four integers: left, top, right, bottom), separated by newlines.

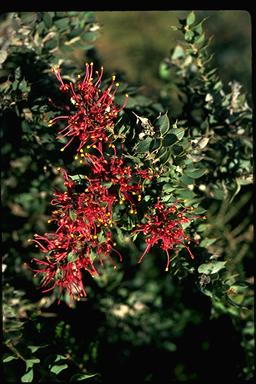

32,63,200,304
32,65,152,303
134,199,199,271
48,63,128,152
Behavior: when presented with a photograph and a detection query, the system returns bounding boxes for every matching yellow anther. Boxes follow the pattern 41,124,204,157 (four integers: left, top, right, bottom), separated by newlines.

80,153,84,157
86,145,91,149
85,188,89,192
47,219,52,223
57,167,61,171
92,145,97,148
113,242,117,246
125,94,129,97
60,148,65,152
165,267,169,272
79,160,83,164
138,195,142,201
90,62,93,66
132,192,136,195
104,223,108,227
74,156,78,160
112,75,116,81
108,220,112,224
93,235,97,239
80,148,84,152
130,209,134,214
70,234,74,238
116,83,120,87
77,74,81,78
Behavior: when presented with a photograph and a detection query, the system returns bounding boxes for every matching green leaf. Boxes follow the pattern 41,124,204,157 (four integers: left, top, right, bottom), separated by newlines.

3,355,18,363
70,373,98,381
162,183,175,193
163,134,178,147
171,45,184,60
176,188,195,200
150,138,161,151
172,145,184,156
21,369,34,383
101,181,112,188
198,261,227,275
20,13,37,25
50,364,68,375
43,12,53,28
159,62,170,80
156,113,170,135
54,355,67,363
69,210,77,221
180,175,194,185
54,18,70,30
67,252,78,262
26,358,40,370
27,345,48,353
186,11,196,26
194,33,205,47
69,174,84,181
200,238,217,248
135,137,152,153
172,128,185,140
185,30,194,41
184,168,205,179
162,341,177,352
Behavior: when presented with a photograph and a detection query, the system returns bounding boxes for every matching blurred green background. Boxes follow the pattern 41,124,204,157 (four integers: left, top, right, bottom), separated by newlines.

94,11,251,96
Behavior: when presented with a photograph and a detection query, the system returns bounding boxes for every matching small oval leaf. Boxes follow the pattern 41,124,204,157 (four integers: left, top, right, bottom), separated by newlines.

3,355,18,363
156,113,170,135
50,364,68,375
198,261,227,275
21,369,34,383
186,11,196,26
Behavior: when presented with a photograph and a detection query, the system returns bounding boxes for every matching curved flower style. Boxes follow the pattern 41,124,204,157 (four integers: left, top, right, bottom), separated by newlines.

134,200,199,271
31,169,122,303
48,63,128,151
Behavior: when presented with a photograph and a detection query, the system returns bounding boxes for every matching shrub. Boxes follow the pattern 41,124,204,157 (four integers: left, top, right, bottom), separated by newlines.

1,11,253,382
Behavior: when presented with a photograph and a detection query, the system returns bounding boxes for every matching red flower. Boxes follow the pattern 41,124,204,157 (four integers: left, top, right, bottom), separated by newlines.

31,168,123,303
48,63,128,151
134,200,198,271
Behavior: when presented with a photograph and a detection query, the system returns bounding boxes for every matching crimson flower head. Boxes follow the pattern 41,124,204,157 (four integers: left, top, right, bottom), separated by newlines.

30,168,122,304
135,200,199,271
48,63,128,151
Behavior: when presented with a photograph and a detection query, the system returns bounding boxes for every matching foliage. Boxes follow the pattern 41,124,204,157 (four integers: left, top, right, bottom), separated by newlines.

1,11,253,383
